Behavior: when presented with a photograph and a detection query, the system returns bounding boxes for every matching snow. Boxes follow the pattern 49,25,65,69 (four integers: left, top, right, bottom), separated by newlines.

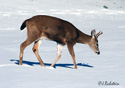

0,0,125,88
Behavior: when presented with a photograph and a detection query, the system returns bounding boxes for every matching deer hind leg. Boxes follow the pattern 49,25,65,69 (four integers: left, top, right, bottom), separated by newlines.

50,44,63,68
19,39,33,65
32,40,45,67
67,44,77,69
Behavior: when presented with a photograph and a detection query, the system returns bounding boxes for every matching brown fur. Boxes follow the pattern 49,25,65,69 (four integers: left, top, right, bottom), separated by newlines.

19,15,102,69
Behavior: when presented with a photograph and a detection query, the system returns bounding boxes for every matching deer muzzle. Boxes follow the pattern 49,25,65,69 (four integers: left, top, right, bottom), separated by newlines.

96,51,100,55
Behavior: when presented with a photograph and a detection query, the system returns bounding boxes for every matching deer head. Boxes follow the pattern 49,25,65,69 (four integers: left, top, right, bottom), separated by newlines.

88,29,103,55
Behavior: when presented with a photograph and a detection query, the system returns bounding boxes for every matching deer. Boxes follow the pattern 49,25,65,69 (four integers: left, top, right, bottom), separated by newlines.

19,15,103,69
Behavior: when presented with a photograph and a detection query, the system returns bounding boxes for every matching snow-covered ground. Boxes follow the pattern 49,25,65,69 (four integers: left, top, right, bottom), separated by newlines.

0,0,125,88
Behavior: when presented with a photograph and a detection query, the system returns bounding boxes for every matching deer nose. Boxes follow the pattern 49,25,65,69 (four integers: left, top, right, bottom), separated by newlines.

96,51,100,55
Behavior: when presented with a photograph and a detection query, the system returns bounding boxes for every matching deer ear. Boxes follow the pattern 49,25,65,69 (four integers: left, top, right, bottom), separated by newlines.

91,29,96,38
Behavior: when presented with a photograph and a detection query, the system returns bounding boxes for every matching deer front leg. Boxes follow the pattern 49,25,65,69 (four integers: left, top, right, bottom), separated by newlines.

67,44,77,69
50,44,63,68
32,40,45,67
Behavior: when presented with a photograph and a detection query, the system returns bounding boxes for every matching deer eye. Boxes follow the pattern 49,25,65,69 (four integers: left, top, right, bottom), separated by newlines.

96,44,98,47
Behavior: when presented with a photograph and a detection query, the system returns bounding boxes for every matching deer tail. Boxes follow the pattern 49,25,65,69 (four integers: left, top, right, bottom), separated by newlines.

20,19,29,31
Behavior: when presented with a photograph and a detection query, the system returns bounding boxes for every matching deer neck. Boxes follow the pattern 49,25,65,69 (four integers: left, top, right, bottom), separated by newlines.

77,30,91,44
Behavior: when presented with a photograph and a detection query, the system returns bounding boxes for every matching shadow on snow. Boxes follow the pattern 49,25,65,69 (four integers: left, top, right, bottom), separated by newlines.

10,59,93,69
